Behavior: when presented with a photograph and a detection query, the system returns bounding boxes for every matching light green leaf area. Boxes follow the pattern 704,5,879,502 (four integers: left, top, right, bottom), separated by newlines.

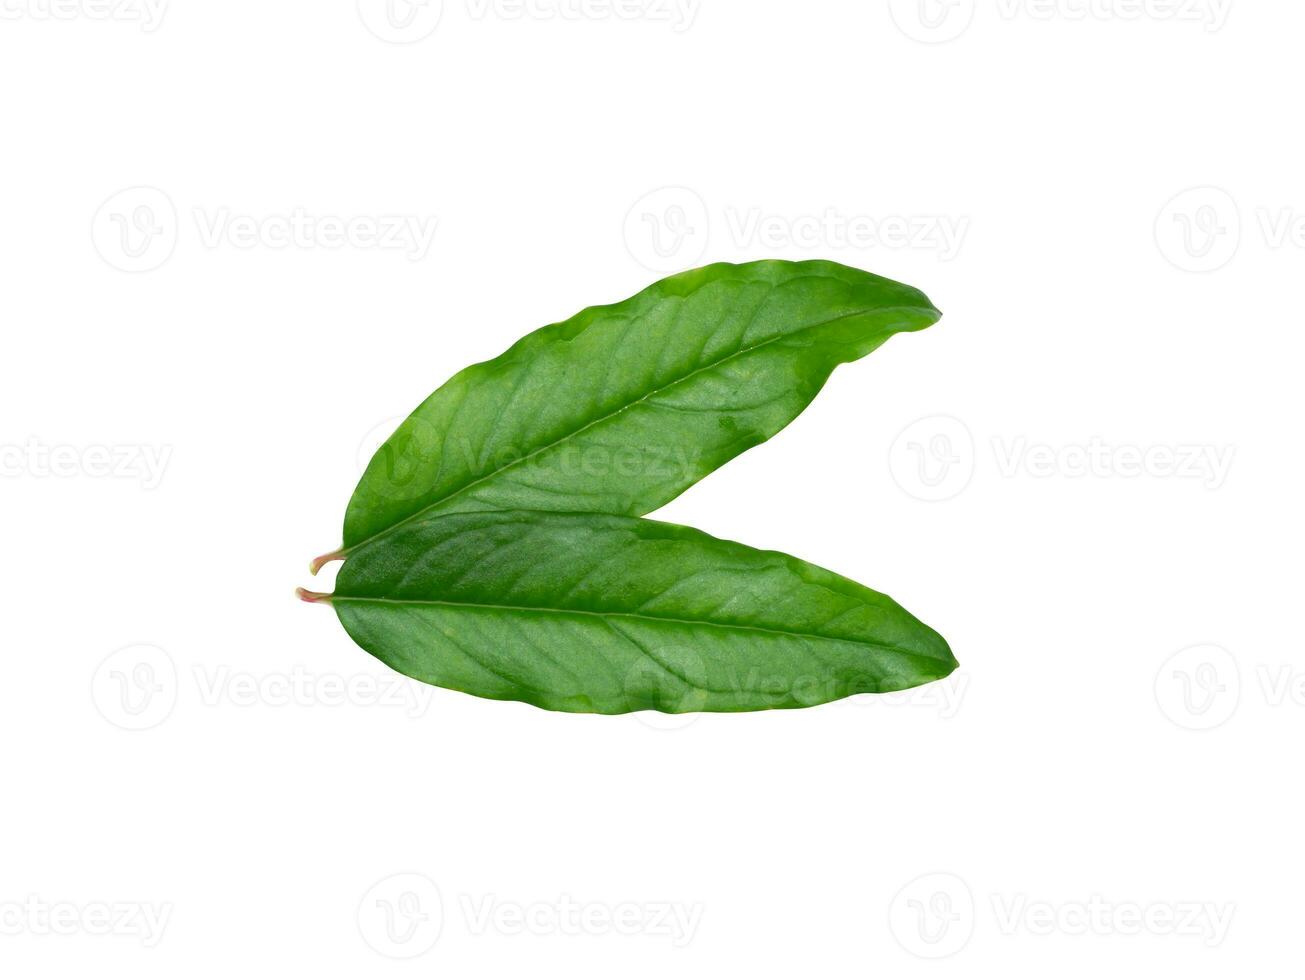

330,510,957,714
342,259,940,554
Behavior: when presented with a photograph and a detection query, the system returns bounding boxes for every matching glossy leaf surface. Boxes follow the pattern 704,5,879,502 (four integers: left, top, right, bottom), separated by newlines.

327,511,957,713
341,260,940,555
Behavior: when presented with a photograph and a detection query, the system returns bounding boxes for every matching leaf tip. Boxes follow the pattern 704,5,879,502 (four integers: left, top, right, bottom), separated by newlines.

296,587,333,605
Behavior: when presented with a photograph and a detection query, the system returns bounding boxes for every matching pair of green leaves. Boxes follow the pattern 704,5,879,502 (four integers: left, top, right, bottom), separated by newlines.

304,259,956,713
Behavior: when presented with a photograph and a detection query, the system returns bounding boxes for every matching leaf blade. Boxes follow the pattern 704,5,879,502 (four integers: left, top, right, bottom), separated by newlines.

341,259,941,553
330,511,956,713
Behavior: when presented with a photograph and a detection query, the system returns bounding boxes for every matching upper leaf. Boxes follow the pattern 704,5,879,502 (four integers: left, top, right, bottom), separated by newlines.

341,259,941,553
329,510,957,713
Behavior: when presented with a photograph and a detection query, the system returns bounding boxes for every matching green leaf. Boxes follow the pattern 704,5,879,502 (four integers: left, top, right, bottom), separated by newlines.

335,260,940,560
317,510,956,714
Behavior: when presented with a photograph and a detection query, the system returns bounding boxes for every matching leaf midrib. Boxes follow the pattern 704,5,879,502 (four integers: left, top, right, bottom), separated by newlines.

332,594,946,664
347,299,924,554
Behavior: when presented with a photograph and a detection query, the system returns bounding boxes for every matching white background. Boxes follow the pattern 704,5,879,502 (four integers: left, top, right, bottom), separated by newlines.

1,1,1300,976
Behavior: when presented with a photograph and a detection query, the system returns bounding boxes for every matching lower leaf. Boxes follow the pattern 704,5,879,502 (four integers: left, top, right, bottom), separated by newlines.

315,511,957,714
